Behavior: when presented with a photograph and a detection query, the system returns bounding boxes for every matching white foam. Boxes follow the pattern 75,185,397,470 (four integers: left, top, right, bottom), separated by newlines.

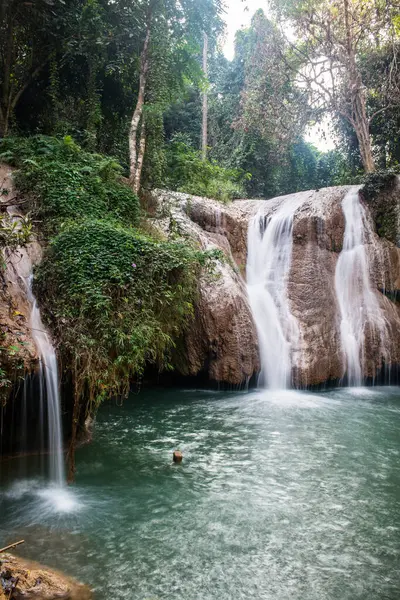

36,486,82,514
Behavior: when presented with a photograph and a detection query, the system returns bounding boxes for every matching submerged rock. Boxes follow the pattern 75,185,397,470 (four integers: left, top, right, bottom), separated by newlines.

0,554,91,600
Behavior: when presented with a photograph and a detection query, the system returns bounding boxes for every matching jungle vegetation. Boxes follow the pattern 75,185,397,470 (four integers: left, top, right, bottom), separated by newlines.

1,0,399,199
0,0,400,472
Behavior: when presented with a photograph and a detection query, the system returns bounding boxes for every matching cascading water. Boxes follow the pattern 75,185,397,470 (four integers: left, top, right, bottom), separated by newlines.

246,197,304,389
334,187,389,386
5,244,79,510
5,205,68,495
25,275,65,486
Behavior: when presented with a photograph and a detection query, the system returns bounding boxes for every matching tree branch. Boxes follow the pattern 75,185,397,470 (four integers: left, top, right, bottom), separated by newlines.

369,104,394,123
10,59,48,111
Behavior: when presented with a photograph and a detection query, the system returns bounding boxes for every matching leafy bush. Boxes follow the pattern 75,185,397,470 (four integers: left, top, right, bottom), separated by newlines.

361,168,399,202
361,168,400,244
0,136,140,229
35,219,208,402
165,134,249,203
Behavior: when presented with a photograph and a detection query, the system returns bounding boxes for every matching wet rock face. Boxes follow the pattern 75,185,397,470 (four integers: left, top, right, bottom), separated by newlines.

148,190,260,385
0,165,39,403
0,554,91,600
149,187,400,387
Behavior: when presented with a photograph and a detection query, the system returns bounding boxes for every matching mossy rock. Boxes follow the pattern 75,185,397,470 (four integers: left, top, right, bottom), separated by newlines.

361,170,400,246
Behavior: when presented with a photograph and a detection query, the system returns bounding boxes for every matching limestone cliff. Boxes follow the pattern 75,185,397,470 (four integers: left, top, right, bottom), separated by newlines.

148,185,400,387
146,190,260,385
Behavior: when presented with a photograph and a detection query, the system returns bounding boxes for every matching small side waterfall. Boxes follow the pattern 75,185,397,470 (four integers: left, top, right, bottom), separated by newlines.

26,275,65,486
5,205,66,488
335,188,389,385
246,197,303,389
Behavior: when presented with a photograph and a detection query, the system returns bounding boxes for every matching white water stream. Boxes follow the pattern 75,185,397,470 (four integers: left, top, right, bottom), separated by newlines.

334,188,389,385
5,206,68,500
246,197,304,389
25,275,65,486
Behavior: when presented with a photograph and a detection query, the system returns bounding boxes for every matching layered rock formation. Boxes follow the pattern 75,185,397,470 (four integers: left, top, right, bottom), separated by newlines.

148,184,400,387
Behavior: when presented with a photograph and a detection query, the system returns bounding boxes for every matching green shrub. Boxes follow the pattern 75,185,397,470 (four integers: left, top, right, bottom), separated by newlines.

361,168,399,202
35,219,209,401
361,168,399,244
165,134,249,203
0,136,140,229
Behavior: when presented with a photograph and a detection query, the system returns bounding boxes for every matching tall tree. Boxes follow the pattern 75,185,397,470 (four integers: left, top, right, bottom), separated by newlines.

128,0,222,194
234,10,309,156
201,32,208,160
272,0,400,172
129,3,152,193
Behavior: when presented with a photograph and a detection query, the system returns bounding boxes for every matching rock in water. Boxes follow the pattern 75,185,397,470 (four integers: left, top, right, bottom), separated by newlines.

0,554,92,600
173,451,183,463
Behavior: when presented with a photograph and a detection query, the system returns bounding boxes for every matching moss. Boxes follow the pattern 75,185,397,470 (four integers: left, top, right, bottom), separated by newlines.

361,169,399,245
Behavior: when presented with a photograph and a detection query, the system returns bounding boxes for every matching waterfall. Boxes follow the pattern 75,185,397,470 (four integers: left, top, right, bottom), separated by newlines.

335,188,388,385
5,206,65,487
246,197,303,389
26,275,65,486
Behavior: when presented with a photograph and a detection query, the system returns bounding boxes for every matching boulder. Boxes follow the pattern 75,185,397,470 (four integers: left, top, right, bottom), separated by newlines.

0,554,91,600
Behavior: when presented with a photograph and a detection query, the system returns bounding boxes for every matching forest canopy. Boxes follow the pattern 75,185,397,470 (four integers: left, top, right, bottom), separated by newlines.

1,0,400,198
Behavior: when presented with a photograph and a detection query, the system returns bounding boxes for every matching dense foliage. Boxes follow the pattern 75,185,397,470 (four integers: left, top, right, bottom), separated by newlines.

0,136,140,230
165,134,248,201
2,0,400,197
0,136,210,408
361,168,400,243
165,12,355,198
35,220,205,399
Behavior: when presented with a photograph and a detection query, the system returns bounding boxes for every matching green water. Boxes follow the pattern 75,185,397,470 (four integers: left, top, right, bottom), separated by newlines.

1,387,400,599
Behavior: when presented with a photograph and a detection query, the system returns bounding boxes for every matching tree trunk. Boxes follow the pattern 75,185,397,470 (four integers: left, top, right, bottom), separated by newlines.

1,7,13,137
343,0,375,173
134,116,146,195
0,110,8,138
129,23,151,189
354,107,375,173
67,371,81,484
201,32,208,160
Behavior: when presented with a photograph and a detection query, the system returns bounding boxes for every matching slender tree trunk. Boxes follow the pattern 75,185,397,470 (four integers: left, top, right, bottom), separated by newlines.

201,32,208,160
134,116,146,195
343,0,375,173
1,8,13,137
129,23,151,190
0,112,4,137
67,376,80,484
353,105,375,173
